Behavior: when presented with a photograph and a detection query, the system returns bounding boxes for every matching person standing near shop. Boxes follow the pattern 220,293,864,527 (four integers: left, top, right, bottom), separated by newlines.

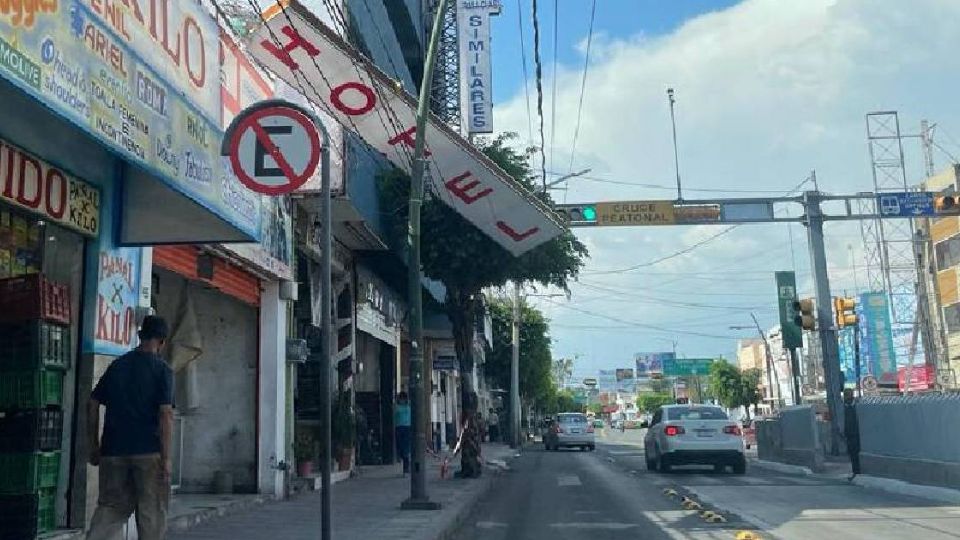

395,392,412,474
487,407,500,443
843,388,861,477
86,316,174,540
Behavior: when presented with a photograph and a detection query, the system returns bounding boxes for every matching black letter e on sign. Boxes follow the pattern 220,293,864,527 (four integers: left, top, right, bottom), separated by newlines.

254,125,293,176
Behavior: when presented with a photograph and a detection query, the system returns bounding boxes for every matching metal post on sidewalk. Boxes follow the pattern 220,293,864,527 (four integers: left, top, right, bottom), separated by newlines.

789,348,802,405
511,282,521,448
402,0,448,511
317,118,333,540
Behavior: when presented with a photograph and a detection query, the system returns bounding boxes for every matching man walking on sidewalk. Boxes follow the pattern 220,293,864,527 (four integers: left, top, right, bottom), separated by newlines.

86,316,175,540
487,408,500,443
395,392,411,474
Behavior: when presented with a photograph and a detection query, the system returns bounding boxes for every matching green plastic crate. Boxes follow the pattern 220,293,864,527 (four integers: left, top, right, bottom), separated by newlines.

0,451,60,494
37,487,56,533
0,369,63,408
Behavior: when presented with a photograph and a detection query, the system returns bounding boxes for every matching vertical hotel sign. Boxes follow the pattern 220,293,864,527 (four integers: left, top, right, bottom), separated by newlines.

457,0,500,134
0,0,259,238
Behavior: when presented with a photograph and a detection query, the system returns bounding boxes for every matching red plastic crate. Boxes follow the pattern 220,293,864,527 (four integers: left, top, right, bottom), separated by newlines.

0,274,70,325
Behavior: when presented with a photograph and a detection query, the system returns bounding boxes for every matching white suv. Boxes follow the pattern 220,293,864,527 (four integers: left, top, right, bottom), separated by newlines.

643,404,746,474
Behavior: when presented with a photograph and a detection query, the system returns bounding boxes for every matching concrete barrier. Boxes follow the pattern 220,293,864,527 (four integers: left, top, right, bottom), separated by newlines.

857,393,960,489
756,406,824,472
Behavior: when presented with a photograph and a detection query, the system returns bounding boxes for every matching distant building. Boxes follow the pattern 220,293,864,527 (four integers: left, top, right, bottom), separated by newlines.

921,164,960,388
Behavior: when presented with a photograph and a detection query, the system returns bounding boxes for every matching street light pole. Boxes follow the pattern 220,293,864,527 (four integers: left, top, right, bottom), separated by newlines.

402,0,447,510
511,282,521,448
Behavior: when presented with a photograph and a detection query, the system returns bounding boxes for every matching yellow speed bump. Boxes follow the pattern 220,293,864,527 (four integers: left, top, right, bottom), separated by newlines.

736,531,763,540
703,513,727,523
681,499,702,511
700,510,716,519
662,488,679,498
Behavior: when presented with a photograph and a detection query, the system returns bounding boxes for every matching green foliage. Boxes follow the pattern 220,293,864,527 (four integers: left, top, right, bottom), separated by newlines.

377,133,588,408
485,297,556,406
553,390,581,414
637,393,674,413
708,362,763,419
586,403,604,415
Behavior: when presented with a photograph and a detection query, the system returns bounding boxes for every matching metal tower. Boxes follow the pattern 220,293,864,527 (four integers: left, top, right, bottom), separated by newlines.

428,0,461,131
865,111,925,361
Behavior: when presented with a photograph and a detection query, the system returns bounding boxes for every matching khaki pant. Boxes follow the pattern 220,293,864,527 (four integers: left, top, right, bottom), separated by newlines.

86,454,169,540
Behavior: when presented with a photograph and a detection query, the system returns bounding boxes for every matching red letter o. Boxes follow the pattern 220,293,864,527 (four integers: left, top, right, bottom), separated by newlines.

330,82,375,116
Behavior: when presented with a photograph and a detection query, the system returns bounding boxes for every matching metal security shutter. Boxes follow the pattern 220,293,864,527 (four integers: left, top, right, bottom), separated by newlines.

153,245,260,306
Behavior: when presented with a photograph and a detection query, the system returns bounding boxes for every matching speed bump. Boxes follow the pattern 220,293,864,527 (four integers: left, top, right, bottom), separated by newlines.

662,488,679,498
703,513,727,523
736,531,763,540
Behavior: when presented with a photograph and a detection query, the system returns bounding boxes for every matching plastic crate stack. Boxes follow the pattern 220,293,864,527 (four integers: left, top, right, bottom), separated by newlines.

0,274,70,540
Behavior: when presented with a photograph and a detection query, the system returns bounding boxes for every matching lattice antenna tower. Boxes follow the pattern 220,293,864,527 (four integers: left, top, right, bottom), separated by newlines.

864,111,925,361
427,0,462,131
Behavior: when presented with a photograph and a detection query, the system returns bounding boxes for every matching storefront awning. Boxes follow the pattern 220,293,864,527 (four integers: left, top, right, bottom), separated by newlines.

250,1,564,256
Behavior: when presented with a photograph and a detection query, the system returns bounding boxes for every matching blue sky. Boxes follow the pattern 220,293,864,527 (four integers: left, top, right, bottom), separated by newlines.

485,0,960,379
491,0,740,110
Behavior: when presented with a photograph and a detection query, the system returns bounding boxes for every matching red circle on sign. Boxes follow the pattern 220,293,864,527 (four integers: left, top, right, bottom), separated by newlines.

228,105,322,196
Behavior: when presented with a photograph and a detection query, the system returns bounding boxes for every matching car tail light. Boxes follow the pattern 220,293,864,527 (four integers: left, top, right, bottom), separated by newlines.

664,425,685,437
723,425,742,436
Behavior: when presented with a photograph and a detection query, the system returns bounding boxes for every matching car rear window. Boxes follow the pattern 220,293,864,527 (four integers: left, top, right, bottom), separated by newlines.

558,414,587,424
666,407,728,420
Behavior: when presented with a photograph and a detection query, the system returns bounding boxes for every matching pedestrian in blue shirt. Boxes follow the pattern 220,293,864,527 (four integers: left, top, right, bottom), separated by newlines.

86,316,174,540
395,392,412,474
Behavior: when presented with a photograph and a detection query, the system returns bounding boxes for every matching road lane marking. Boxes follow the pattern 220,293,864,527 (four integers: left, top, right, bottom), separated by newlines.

557,474,582,486
476,521,508,529
548,522,637,530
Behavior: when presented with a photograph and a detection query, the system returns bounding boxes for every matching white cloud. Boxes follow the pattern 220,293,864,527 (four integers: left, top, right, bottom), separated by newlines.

495,0,960,371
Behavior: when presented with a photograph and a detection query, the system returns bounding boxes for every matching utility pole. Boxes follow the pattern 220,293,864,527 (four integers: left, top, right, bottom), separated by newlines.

803,190,844,455
511,282,521,448
402,0,448,511
667,88,682,201
749,313,781,409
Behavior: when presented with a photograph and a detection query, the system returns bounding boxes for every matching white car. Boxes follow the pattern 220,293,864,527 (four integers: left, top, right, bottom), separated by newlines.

643,404,746,474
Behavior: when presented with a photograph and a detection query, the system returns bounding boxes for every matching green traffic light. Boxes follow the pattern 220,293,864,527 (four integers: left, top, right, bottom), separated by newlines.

582,206,597,221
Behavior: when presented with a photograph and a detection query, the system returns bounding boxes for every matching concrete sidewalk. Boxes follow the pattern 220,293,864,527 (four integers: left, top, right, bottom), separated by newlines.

167,444,517,540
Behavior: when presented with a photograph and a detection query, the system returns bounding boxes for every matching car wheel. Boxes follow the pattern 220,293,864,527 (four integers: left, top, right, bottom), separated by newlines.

588,445,595,452
733,456,747,475
646,455,656,471
657,450,671,473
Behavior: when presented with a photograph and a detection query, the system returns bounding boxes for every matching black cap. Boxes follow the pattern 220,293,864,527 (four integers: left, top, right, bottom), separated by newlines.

139,315,169,341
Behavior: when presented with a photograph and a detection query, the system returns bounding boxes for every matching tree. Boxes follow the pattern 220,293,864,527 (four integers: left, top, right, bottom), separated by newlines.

740,368,763,421
553,357,574,388
637,393,674,413
485,298,557,412
378,133,587,476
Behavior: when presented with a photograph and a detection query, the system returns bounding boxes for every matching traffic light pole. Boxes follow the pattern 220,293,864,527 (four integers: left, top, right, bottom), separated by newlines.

803,191,845,456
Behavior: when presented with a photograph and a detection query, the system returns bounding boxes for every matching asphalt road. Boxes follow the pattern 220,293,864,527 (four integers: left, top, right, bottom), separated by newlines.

455,429,960,540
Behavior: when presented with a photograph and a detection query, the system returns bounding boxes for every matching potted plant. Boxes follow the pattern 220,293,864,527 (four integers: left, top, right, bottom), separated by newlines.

332,394,356,471
295,429,316,477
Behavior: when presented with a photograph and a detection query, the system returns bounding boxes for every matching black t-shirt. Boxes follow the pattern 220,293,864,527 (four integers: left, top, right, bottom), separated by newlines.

92,350,174,456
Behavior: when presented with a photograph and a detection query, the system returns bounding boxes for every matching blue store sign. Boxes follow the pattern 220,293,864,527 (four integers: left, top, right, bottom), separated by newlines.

0,0,259,238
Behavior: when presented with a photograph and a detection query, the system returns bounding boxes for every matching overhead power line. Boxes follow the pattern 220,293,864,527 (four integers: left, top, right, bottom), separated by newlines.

567,0,596,174
541,298,743,340
532,0,547,189
548,0,559,175
516,0,535,151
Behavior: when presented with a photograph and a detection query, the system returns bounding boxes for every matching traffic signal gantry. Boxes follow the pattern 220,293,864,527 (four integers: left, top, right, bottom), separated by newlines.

553,188,953,456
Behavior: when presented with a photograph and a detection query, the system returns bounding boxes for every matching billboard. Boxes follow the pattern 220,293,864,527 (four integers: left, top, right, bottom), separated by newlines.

597,370,617,392
635,352,672,379
456,0,500,134
860,291,897,385
615,368,636,394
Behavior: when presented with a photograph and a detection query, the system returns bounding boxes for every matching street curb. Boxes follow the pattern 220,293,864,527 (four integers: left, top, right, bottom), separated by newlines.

750,459,814,476
167,496,268,532
432,449,519,540
853,475,960,505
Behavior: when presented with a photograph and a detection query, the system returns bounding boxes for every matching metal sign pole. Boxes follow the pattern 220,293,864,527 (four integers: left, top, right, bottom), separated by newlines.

318,129,333,540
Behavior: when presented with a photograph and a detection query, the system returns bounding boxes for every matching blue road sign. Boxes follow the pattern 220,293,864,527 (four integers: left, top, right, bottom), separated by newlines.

877,192,935,217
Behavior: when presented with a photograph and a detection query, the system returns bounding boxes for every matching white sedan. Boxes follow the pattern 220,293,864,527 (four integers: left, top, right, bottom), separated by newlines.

643,404,746,474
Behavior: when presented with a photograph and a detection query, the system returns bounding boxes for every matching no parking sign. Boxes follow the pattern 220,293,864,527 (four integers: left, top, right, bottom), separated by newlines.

223,100,323,195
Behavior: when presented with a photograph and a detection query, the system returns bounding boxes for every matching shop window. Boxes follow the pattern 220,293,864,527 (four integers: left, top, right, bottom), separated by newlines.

0,207,44,278
935,236,960,269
